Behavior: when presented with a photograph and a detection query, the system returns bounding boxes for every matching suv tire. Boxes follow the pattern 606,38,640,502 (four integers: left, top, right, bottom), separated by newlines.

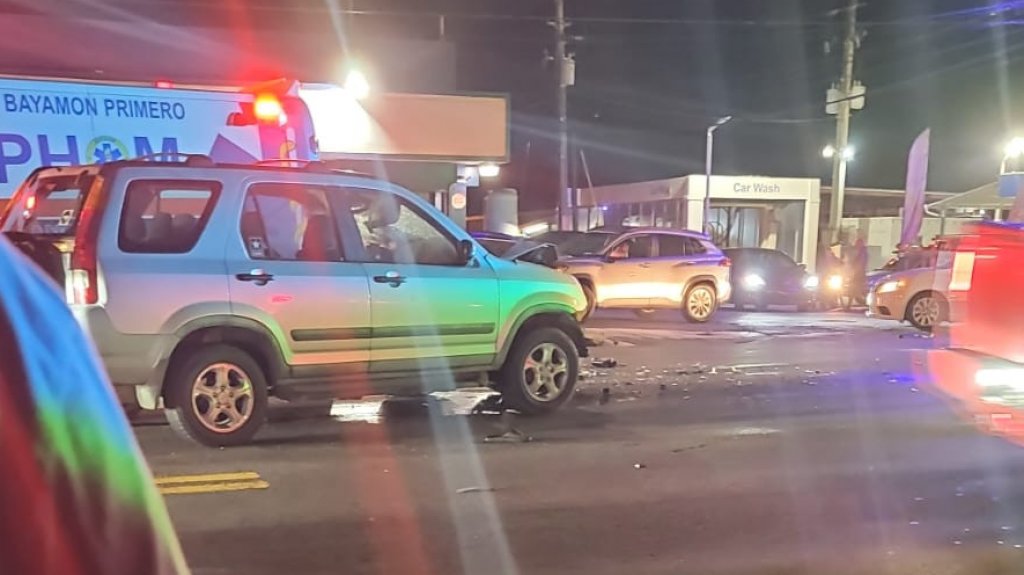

682,283,717,323
499,327,579,415
165,344,269,447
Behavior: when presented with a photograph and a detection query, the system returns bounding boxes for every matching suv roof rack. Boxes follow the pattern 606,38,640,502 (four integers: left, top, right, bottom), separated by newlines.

255,159,353,175
124,153,215,167
255,158,317,167
330,168,375,179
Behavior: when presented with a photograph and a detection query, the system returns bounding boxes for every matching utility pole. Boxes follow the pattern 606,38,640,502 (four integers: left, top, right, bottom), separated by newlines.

827,0,859,245
553,0,571,230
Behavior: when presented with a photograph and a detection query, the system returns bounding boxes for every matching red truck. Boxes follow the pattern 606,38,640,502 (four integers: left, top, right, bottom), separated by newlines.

928,220,1024,441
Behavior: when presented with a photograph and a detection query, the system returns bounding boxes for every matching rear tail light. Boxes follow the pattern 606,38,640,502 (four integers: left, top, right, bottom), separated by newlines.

69,176,105,305
949,251,976,292
718,257,731,267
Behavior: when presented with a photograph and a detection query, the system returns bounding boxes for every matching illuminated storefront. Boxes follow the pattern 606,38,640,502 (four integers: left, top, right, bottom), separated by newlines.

575,175,821,271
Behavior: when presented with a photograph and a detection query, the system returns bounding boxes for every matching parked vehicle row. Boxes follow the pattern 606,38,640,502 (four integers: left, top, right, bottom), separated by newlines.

0,157,589,447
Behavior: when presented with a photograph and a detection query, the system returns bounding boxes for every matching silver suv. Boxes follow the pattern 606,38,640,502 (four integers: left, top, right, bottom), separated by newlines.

562,228,732,322
0,157,588,446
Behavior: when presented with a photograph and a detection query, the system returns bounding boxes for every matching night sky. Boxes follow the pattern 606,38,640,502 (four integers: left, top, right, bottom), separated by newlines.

5,0,1023,210
403,0,1024,208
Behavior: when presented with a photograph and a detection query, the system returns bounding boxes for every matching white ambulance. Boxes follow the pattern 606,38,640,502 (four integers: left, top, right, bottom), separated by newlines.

0,76,318,202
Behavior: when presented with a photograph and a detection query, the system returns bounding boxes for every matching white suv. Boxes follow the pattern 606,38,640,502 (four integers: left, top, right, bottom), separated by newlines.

561,228,732,322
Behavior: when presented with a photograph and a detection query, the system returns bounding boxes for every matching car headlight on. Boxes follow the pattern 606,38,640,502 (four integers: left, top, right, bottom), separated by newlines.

826,274,844,291
742,274,766,290
976,368,1024,389
803,275,819,289
877,279,905,294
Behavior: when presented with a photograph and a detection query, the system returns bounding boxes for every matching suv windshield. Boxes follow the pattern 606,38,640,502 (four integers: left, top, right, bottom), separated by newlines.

1,168,98,236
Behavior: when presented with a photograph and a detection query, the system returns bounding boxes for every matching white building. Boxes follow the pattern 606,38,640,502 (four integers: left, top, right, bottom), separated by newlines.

574,174,821,271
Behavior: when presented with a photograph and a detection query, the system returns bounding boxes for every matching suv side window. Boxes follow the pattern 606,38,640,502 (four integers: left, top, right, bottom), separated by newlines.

119,180,220,254
656,235,706,257
346,188,461,266
684,237,707,256
656,234,687,257
241,183,344,262
608,235,654,259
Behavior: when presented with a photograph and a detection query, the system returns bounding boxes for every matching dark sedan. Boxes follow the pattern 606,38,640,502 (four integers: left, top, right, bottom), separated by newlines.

724,248,818,311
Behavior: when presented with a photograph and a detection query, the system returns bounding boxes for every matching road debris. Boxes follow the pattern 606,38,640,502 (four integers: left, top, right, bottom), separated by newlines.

633,463,647,470
599,387,611,405
592,358,618,368
456,486,496,494
484,430,533,443
671,443,707,453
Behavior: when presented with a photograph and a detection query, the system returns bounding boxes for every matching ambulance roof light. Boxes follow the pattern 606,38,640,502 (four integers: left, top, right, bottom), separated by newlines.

253,93,286,125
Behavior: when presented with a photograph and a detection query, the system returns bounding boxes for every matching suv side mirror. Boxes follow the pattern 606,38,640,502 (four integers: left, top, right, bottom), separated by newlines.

458,239,474,264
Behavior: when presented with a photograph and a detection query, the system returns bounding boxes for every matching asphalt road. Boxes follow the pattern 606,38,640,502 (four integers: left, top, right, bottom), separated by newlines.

138,309,1024,575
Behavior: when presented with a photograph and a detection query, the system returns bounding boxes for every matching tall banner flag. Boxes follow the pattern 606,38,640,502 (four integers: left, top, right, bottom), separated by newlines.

901,129,931,246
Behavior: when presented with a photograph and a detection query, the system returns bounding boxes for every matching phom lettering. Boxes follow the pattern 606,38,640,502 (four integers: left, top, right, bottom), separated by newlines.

133,137,180,159
0,133,31,184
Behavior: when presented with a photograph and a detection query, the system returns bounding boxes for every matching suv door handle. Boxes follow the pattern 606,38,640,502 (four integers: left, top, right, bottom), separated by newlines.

373,271,407,287
236,269,274,286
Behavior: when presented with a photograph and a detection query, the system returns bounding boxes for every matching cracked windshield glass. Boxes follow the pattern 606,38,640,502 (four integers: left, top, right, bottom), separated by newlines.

6,1,1024,574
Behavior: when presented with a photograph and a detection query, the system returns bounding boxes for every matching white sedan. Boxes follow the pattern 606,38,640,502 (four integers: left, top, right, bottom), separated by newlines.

867,266,951,331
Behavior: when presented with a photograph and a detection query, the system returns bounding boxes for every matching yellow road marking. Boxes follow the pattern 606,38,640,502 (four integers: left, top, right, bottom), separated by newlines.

154,471,269,495
159,479,269,495
154,471,260,486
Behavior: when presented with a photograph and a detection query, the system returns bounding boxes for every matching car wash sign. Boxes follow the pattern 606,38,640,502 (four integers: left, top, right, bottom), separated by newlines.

0,77,272,198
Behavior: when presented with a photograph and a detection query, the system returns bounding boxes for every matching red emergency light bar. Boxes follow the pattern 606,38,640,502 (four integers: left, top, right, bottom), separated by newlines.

227,92,286,127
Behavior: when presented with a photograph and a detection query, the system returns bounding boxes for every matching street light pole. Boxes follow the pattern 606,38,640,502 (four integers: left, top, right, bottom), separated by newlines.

554,0,570,230
704,116,732,235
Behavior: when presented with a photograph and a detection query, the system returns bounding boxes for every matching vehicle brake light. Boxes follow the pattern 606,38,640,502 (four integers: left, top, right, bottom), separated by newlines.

253,93,286,125
718,257,731,267
25,194,36,211
949,251,976,292
154,80,174,89
69,176,105,305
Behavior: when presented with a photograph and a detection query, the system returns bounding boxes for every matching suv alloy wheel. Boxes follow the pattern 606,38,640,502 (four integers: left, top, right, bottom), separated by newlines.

499,327,579,414
683,283,717,323
164,344,269,447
